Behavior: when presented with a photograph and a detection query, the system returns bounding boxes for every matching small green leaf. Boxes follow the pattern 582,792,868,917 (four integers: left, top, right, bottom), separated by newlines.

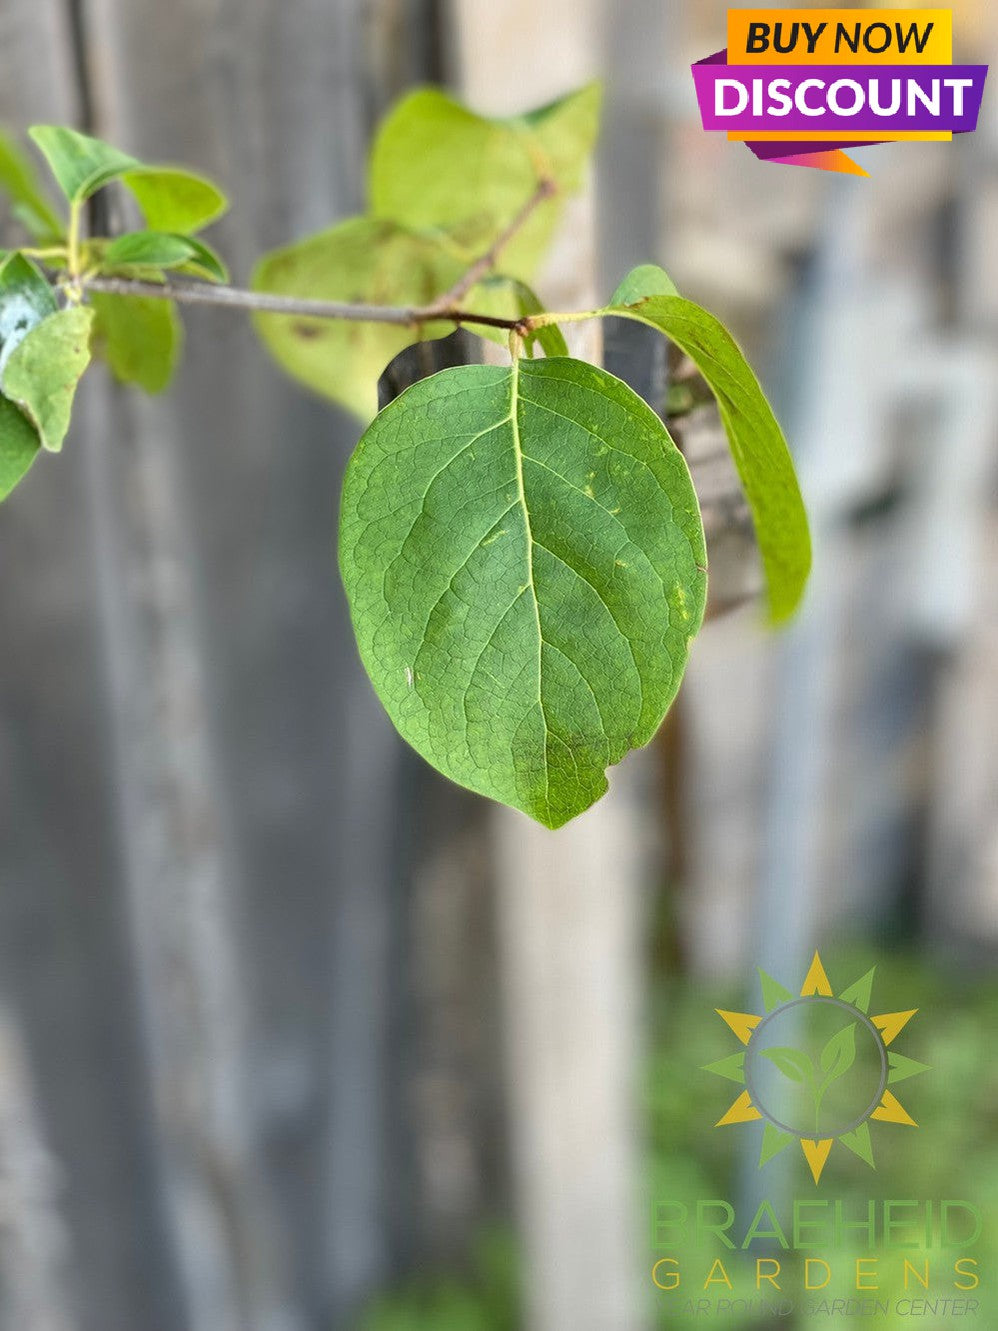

0,395,41,500
609,263,678,307
102,230,228,283
122,167,228,234
340,356,706,828
0,130,65,239
89,290,182,394
759,1046,813,1084
605,285,811,623
27,128,227,232
467,276,568,357
2,306,94,451
29,125,139,203
819,1023,857,1085
368,84,601,282
105,230,202,269
0,252,58,373
253,216,464,421
174,235,228,283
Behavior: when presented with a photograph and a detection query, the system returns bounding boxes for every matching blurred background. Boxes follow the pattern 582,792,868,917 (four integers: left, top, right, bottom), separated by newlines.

0,1,996,1329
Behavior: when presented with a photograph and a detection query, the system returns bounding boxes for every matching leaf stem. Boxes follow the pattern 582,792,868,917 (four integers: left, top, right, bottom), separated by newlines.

67,201,83,281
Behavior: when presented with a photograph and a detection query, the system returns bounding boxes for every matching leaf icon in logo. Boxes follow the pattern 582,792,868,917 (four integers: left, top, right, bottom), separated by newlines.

759,1046,814,1084
819,1023,857,1091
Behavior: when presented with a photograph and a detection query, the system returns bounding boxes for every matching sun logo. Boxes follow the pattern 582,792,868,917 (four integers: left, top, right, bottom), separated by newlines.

704,953,930,1185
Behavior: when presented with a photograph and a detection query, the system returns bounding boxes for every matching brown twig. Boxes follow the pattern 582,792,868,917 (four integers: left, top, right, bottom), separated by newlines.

80,178,559,335
79,276,526,332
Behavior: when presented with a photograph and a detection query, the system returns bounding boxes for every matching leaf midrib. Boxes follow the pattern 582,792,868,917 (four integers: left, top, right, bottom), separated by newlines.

508,354,552,818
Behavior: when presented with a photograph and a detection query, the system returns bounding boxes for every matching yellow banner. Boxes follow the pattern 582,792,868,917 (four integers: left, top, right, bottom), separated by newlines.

727,9,953,65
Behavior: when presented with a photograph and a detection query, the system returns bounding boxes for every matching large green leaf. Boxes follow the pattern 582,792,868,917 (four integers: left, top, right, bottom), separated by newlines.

0,130,65,239
2,306,94,451
89,290,182,394
368,84,601,282
0,252,58,373
340,356,706,828
606,274,811,622
29,126,140,203
253,217,464,420
0,396,41,500
122,167,228,234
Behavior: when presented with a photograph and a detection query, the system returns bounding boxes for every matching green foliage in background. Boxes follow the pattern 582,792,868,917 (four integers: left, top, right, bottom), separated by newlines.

0,89,811,827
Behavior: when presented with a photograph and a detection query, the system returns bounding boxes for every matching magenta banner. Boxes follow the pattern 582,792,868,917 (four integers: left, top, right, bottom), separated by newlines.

692,60,988,136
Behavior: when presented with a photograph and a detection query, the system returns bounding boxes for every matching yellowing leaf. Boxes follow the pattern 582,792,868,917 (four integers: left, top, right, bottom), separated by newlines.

368,84,601,282
252,217,464,421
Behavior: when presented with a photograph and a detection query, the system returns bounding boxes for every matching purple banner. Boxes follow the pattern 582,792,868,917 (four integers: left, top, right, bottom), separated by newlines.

692,59,988,136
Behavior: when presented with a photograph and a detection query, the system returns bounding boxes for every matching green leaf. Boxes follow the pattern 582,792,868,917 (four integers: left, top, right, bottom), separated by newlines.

122,167,228,234
2,306,94,451
0,130,65,239
0,395,41,500
105,230,202,269
253,217,464,421
819,1023,857,1088
605,286,811,623
368,84,601,282
27,129,227,231
0,252,58,373
29,125,139,203
467,276,568,357
89,290,182,394
102,230,228,282
174,235,228,283
759,1046,813,1084
339,356,706,828
609,263,678,307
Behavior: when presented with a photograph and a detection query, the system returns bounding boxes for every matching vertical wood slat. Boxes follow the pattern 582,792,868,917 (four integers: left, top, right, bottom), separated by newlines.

77,0,424,1325
0,2,443,1328
0,6,188,1331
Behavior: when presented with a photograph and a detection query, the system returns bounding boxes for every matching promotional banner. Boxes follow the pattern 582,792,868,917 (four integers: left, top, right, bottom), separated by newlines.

692,9,989,173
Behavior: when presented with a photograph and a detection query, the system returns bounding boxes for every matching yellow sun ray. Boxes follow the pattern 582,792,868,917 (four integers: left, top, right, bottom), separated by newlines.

716,1010,762,1045
871,1090,918,1126
716,1091,763,1126
801,952,833,997
872,1010,918,1045
801,1138,834,1184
